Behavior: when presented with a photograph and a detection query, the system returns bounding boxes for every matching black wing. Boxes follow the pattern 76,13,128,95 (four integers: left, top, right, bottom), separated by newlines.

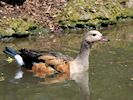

19,49,42,69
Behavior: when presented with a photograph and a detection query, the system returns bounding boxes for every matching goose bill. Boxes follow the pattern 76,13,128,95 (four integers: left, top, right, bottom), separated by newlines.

100,36,109,42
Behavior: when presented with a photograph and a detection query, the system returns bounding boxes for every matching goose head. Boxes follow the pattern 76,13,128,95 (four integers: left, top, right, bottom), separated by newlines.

83,30,109,43
70,30,109,73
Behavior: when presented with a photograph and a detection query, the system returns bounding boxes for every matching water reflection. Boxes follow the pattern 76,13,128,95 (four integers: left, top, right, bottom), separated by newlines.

71,72,90,100
0,21,133,100
39,71,90,100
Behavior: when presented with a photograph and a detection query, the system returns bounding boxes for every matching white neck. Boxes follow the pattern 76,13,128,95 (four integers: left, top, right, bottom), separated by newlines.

70,40,91,73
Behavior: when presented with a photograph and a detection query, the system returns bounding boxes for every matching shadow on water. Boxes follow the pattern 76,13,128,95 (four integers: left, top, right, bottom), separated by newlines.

0,21,133,100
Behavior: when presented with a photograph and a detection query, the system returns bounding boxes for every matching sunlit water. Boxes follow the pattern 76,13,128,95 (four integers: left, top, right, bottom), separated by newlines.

0,21,133,100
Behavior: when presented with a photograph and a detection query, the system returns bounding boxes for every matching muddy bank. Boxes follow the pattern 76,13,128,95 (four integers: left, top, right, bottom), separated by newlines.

0,0,133,38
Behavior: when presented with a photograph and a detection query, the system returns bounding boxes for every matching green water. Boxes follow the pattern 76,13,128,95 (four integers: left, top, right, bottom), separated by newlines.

0,21,133,100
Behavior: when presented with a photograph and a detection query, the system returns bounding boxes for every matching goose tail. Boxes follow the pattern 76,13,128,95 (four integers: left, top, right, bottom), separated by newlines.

3,47,25,66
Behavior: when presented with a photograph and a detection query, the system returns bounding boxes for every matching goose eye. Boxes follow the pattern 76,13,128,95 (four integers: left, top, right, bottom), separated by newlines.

92,34,96,36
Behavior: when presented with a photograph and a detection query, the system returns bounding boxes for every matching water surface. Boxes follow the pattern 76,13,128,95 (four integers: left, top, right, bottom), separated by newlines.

0,21,133,100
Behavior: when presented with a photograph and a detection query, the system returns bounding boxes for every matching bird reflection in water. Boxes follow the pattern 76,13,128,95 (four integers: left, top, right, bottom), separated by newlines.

39,71,90,100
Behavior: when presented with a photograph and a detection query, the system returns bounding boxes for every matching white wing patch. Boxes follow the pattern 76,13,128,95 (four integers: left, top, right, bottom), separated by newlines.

14,54,24,66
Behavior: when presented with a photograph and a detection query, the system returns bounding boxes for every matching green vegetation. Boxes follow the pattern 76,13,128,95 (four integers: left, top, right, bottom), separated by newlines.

59,0,133,28
0,0,133,37
0,18,51,38
0,18,37,37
